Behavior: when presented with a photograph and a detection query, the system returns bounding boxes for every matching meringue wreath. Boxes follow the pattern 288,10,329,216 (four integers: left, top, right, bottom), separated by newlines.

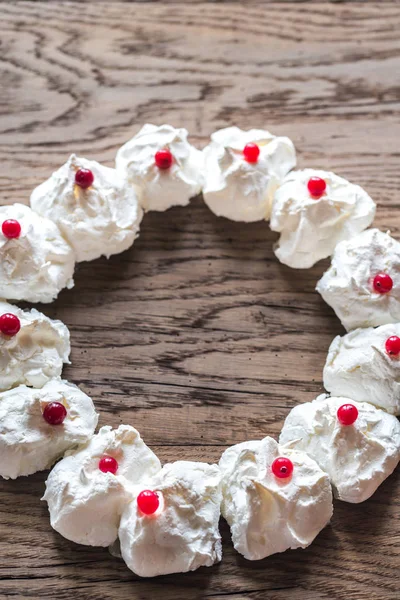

0,124,399,578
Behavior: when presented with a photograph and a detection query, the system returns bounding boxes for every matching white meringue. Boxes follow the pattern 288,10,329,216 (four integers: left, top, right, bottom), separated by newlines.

0,378,98,479
317,229,400,330
116,124,203,212
219,436,332,561
279,395,400,503
119,461,222,577
270,169,376,269
203,127,296,222
43,425,161,547
0,203,75,303
0,300,70,392
324,325,400,415
30,154,143,263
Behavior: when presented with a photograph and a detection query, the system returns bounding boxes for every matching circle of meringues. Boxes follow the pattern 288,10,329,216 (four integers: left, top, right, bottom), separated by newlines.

1,123,400,578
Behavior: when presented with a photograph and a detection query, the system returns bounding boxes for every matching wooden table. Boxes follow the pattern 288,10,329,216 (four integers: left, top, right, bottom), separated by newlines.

0,2,399,599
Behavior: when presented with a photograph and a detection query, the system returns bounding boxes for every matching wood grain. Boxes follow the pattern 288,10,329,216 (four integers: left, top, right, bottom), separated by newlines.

0,2,400,599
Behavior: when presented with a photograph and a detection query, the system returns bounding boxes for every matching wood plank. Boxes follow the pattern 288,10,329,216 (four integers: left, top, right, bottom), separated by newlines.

0,2,399,599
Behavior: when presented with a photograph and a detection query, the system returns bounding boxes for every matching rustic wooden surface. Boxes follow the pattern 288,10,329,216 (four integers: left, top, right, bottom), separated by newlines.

1,2,400,599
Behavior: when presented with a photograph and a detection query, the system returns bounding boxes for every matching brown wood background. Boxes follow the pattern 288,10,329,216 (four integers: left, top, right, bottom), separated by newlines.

1,2,400,599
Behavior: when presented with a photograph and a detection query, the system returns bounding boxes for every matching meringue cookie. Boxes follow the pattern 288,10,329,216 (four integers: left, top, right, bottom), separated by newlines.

119,461,222,577
324,325,400,416
116,124,203,212
0,204,75,303
43,425,161,547
0,379,98,479
317,229,400,330
203,127,296,222
219,436,332,561
30,154,143,263
270,169,376,269
279,395,400,503
0,300,70,392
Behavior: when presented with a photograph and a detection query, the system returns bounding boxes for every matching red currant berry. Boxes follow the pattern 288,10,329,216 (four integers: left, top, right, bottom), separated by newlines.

155,149,173,170
243,143,260,164
385,336,400,357
75,168,94,189
2,219,21,239
271,457,293,479
337,403,358,426
373,273,393,294
99,456,119,475
0,313,21,336
137,490,160,515
43,402,67,425
307,176,327,198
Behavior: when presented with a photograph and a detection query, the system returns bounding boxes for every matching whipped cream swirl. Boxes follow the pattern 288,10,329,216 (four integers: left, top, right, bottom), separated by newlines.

218,436,333,560
116,124,203,212
0,203,75,303
43,425,161,547
270,169,376,269
203,127,296,222
0,300,70,392
119,461,222,577
0,378,98,479
279,394,400,503
30,154,143,263
324,324,400,415
317,228,400,330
